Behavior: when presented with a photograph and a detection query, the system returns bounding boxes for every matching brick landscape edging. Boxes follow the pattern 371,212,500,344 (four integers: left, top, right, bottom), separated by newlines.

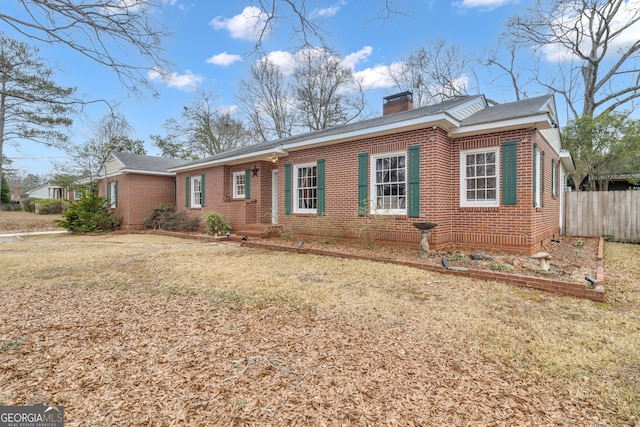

128,230,604,301
242,241,605,302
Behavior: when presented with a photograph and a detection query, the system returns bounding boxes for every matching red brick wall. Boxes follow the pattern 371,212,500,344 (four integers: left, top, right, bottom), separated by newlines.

273,127,561,255
99,174,176,231
171,127,562,255
175,161,278,231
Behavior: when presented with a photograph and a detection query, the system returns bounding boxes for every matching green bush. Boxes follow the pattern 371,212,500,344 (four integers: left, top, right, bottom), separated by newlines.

203,212,231,236
34,198,68,214
1,202,22,211
143,204,200,232
56,193,121,232
22,198,37,212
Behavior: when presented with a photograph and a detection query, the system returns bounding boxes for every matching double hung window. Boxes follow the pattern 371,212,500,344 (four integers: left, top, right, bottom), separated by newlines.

371,152,406,214
460,148,499,207
294,164,318,213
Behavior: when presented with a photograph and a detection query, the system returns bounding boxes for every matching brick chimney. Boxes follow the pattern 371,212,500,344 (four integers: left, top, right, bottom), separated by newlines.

13,187,20,202
383,91,413,115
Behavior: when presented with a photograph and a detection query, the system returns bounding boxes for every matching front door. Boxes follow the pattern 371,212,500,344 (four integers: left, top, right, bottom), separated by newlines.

271,170,278,224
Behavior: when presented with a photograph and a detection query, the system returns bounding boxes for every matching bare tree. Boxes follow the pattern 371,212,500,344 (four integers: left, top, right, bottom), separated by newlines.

58,113,143,184
239,58,294,142
387,39,469,107
291,48,366,131
506,0,640,118
0,34,75,182
0,0,171,95
248,1,405,52
162,92,252,157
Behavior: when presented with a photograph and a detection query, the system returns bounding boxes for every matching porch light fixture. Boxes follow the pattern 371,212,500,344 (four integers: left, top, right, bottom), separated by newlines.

271,154,278,163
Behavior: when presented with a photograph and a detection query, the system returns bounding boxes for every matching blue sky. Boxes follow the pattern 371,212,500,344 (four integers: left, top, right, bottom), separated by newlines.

0,0,578,175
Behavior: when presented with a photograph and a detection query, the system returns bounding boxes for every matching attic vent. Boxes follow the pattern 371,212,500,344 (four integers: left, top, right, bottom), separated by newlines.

383,92,413,116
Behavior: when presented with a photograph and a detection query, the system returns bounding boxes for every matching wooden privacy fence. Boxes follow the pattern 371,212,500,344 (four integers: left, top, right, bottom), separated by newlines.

564,190,640,240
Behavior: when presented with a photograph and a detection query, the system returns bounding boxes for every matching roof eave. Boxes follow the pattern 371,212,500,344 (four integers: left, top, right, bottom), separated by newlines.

282,113,460,152
559,149,576,173
450,113,553,138
170,147,288,172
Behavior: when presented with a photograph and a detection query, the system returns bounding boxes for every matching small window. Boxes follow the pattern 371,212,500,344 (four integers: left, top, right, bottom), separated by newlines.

294,163,317,213
233,172,246,198
460,147,499,207
191,176,202,208
370,152,406,214
108,181,117,208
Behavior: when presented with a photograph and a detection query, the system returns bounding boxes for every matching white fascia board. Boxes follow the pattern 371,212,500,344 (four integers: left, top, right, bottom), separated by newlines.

169,113,459,172
449,113,553,138
169,147,288,172
119,169,177,176
282,114,460,152
559,149,576,173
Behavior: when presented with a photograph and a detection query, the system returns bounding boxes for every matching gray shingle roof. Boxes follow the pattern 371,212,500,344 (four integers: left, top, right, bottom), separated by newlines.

111,151,188,172
175,95,483,168
461,95,554,126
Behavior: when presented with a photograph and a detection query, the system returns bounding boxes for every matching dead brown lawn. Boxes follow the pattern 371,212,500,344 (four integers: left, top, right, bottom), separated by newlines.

0,230,638,425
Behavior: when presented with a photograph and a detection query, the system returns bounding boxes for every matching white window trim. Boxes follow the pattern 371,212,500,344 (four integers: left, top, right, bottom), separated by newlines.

108,181,117,208
293,162,318,214
233,171,246,199
460,147,500,207
370,151,407,215
534,149,541,208
191,176,202,208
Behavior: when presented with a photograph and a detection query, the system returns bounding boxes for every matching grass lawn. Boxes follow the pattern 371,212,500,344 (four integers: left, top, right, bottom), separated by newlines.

0,232,638,425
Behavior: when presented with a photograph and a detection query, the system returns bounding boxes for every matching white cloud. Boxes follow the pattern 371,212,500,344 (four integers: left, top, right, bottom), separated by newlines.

452,0,514,11
258,46,394,90
206,52,242,67
539,0,640,63
354,64,396,90
342,46,373,69
310,0,346,18
262,50,297,75
210,6,271,42
147,67,204,91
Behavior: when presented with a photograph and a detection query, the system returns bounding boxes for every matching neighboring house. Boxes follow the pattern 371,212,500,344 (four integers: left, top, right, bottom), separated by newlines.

97,152,187,231
165,93,575,256
21,183,68,201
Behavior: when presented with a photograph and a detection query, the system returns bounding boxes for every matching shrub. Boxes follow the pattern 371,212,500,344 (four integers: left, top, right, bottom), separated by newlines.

203,212,231,236
22,198,37,212
143,204,200,232
1,202,22,211
56,193,121,232
34,198,68,214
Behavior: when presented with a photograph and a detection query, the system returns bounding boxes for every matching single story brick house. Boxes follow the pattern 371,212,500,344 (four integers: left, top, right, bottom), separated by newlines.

96,94,573,255
162,93,574,255
97,151,187,230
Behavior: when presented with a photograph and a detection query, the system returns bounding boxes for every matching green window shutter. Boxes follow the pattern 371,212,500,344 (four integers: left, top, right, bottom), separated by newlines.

407,145,421,217
114,181,118,208
501,141,518,205
185,176,190,208
317,159,325,216
540,151,545,207
106,181,111,204
174,179,177,206
200,174,206,207
556,161,561,196
245,168,251,199
357,152,368,216
284,164,292,215
532,144,538,207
